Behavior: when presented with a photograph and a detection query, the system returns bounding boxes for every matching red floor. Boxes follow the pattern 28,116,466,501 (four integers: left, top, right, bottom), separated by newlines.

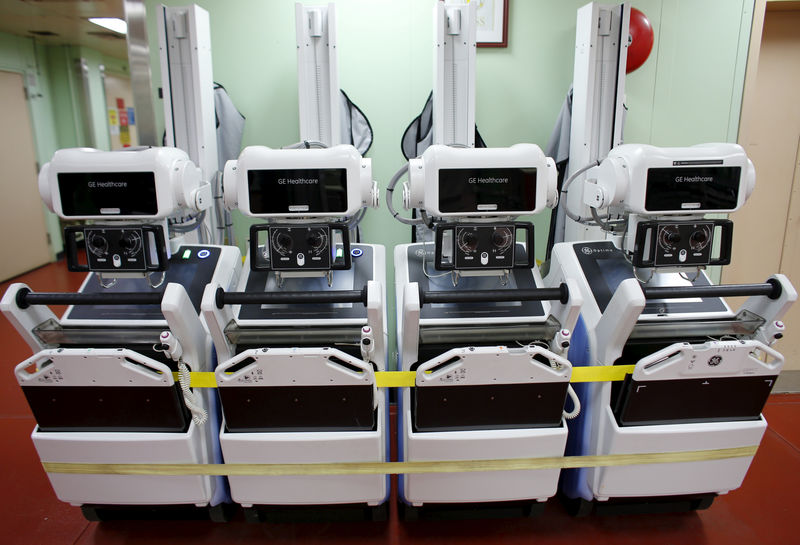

1,261,798,545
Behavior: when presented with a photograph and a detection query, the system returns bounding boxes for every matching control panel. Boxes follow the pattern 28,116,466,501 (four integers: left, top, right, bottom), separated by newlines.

632,219,733,268
249,223,351,272
434,222,534,270
64,225,168,273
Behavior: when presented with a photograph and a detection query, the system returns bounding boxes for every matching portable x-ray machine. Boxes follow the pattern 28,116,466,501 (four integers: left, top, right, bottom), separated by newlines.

390,143,584,518
1,147,241,520
546,143,796,514
201,144,388,520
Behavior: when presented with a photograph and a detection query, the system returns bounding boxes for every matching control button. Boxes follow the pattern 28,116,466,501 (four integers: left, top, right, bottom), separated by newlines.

480,252,489,265
197,249,211,259
112,254,122,268
678,249,687,263
351,248,363,258
297,253,305,266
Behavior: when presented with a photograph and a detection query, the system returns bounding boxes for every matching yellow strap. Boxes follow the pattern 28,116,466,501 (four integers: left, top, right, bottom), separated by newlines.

174,365,636,389
41,445,757,477
376,371,416,388
173,371,218,388
572,365,635,383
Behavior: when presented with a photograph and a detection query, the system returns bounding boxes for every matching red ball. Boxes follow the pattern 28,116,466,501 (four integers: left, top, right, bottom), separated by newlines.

627,7,654,73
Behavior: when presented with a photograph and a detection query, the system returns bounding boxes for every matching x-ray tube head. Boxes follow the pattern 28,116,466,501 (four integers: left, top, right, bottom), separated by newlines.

38,147,209,220
405,144,558,218
583,143,756,215
223,145,376,218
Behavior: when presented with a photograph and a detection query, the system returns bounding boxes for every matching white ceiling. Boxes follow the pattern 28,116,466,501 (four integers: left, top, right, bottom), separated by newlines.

0,0,128,59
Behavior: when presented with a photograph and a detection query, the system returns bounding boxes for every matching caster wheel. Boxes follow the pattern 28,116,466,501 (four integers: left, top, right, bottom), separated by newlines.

563,496,593,517
81,506,103,522
369,504,389,522
243,507,264,523
693,496,715,511
208,504,234,522
399,503,419,521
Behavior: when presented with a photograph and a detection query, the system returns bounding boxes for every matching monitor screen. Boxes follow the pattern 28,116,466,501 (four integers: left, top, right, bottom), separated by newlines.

438,167,537,213
58,172,158,216
645,166,741,211
247,168,348,214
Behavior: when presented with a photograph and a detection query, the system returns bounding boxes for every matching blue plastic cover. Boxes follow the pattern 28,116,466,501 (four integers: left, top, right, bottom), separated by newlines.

559,315,595,501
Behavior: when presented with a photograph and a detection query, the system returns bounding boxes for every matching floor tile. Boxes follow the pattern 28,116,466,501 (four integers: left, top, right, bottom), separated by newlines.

0,417,89,545
764,400,800,452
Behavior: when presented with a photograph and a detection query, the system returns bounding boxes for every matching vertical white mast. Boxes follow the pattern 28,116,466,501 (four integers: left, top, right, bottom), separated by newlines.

157,4,220,242
432,0,477,148
296,2,341,146
558,2,630,244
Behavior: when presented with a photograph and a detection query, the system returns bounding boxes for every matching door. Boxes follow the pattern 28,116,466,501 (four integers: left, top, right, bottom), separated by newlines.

724,4,800,371
0,70,51,281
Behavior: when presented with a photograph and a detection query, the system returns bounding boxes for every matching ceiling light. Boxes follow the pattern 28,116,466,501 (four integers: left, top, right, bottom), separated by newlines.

88,18,127,35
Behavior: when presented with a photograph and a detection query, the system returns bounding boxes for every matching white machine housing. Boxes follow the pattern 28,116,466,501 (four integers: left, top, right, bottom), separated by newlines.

39,147,211,220
393,140,583,506
394,240,583,507
201,251,388,507
205,140,387,508
580,143,755,263
582,143,756,214
404,144,559,217
547,241,796,503
549,136,795,506
223,145,377,218
1,253,242,509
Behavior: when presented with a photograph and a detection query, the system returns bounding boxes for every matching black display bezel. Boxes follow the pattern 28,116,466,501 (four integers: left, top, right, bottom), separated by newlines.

437,167,537,213
246,168,348,214
644,166,741,212
57,172,158,217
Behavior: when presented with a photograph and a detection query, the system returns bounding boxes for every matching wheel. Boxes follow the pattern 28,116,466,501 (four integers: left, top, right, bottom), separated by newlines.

208,504,234,522
562,496,593,517
80,506,103,522
243,507,264,523
526,502,547,518
693,495,715,511
398,502,419,521
369,504,389,522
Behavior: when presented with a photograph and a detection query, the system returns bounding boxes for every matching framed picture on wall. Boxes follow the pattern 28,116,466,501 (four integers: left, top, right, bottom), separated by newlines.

476,0,508,48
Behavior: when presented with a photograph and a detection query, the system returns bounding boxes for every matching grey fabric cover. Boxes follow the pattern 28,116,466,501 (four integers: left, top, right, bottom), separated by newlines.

400,92,486,160
546,87,573,165
339,89,373,155
214,83,245,165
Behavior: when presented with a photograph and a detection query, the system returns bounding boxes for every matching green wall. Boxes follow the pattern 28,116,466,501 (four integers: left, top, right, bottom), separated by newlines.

143,0,752,251
0,31,131,260
0,31,63,259
144,0,752,363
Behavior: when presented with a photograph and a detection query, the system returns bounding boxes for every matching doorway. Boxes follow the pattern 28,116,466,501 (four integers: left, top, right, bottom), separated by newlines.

724,2,800,383
0,70,52,281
